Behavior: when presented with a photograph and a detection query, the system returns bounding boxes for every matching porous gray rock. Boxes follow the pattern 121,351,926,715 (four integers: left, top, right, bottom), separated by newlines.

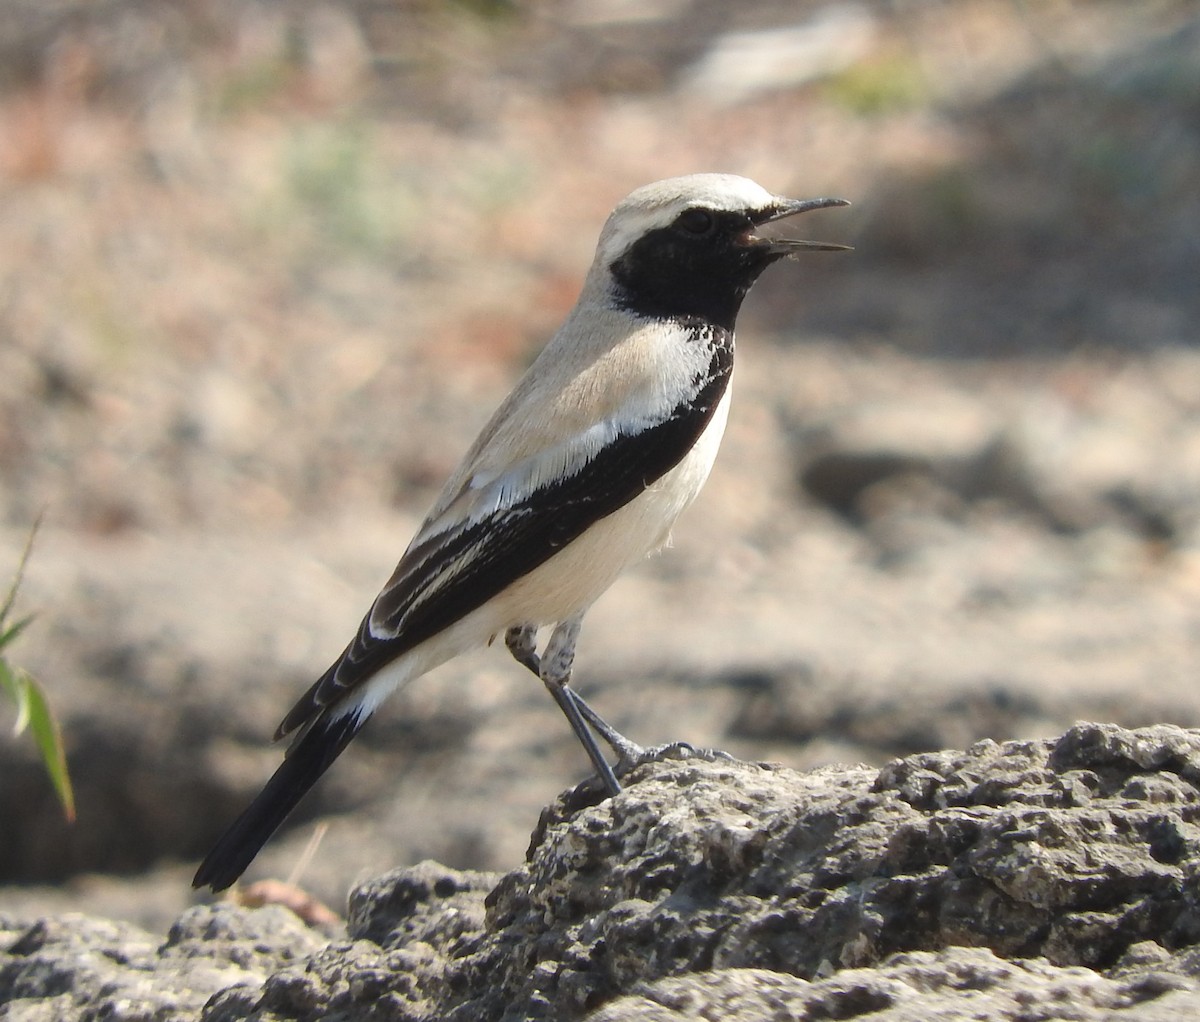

0,902,325,1022
5,723,1200,1021
440,723,1200,1020
586,947,1200,1021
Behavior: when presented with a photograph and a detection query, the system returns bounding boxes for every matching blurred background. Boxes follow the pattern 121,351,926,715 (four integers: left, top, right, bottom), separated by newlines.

2,0,1199,929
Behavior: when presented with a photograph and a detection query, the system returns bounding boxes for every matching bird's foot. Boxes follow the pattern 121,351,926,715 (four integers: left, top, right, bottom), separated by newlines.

614,740,735,780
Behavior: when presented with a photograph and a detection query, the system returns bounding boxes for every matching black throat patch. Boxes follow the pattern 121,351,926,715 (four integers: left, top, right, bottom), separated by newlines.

608,211,784,331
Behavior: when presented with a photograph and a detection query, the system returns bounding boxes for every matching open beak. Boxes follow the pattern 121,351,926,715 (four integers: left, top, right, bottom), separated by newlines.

751,197,852,254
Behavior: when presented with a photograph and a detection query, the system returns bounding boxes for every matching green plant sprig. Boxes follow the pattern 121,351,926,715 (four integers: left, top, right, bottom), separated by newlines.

1,518,75,823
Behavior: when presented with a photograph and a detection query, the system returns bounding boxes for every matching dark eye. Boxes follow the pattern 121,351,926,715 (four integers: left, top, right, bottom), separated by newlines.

675,208,716,236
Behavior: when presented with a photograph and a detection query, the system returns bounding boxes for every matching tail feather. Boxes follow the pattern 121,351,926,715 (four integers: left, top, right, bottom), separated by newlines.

192,710,367,892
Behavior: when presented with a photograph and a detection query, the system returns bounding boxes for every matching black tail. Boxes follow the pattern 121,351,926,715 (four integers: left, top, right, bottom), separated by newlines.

192,710,367,892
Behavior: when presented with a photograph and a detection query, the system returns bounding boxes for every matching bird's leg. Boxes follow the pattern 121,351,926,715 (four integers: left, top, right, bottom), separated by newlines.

539,614,624,797
563,688,646,767
505,624,542,677
508,618,649,794
538,621,720,777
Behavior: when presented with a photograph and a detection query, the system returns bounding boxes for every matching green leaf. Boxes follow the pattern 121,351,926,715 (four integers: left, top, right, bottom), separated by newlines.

7,663,75,822
0,516,74,823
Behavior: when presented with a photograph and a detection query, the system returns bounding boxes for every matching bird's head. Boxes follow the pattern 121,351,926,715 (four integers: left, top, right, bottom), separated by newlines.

591,173,850,330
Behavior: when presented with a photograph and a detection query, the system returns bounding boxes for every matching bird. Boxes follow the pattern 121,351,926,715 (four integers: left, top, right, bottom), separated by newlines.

193,173,849,892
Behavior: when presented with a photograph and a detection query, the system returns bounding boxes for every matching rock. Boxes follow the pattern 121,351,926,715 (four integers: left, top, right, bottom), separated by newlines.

587,948,1200,1021
346,860,500,949
4,723,1200,1021
0,903,325,1022
443,723,1200,1019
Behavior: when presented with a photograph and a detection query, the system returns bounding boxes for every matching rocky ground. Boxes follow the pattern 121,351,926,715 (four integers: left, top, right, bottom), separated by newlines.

6,723,1200,1020
2,1,1200,1018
